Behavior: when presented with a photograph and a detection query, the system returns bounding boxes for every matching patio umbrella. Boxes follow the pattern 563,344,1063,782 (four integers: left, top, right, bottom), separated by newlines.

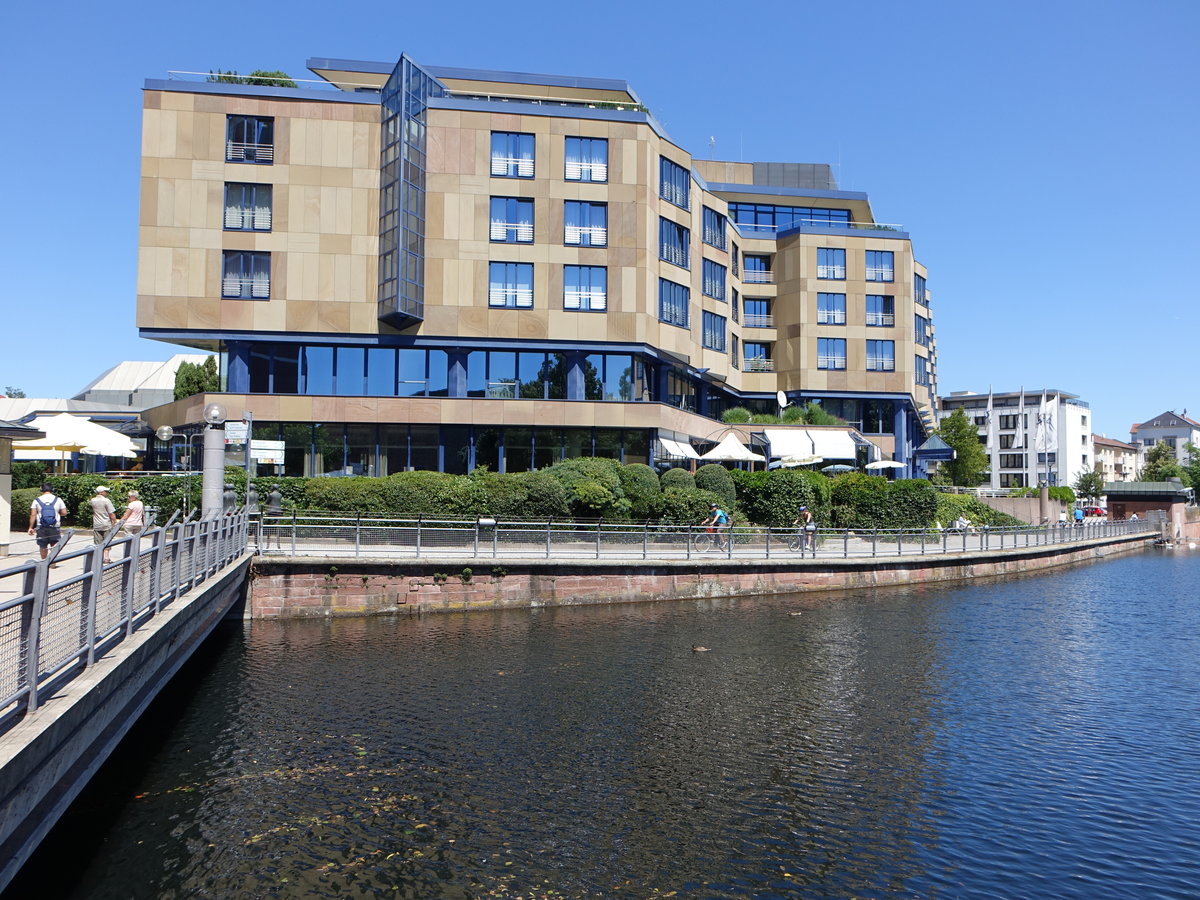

12,413,139,459
778,454,823,468
865,460,906,470
699,433,765,462
820,464,855,474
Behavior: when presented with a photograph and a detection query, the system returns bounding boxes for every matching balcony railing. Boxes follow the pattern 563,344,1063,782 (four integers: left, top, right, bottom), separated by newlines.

565,161,607,182
817,265,846,279
486,381,517,399
565,289,607,310
744,357,775,372
487,287,534,308
742,269,774,284
224,205,272,231
565,225,607,246
222,276,270,299
866,313,896,327
491,156,535,177
866,358,896,371
226,141,274,163
818,356,847,370
865,267,895,282
732,219,905,235
743,315,775,328
818,310,846,325
490,221,534,242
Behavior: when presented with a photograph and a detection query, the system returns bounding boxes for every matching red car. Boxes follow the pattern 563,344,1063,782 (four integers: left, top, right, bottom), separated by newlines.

1083,506,1105,517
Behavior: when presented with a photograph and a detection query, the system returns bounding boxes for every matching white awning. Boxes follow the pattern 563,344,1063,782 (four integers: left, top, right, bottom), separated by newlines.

808,429,857,460
659,437,699,459
764,429,815,458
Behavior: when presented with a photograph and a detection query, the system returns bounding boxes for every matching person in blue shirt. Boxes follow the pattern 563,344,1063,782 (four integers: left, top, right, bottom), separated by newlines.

701,502,730,550
1073,506,1085,525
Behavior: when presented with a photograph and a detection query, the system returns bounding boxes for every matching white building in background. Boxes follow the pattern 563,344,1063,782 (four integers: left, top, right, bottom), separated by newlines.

72,354,211,410
1130,411,1200,467
938,388,1092,489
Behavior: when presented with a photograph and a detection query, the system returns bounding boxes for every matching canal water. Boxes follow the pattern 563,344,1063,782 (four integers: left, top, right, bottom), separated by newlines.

9,548,1200,898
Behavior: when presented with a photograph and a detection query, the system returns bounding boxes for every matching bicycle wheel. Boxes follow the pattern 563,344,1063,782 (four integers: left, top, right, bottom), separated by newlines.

692,532,714,552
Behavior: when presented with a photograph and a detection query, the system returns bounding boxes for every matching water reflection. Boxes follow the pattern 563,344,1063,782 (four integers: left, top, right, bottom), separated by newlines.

9,549,1200,898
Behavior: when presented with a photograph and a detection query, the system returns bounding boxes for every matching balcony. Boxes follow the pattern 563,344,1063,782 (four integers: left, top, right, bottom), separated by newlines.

222,275,270,299
817,310,846,325
816,265,845,279
866,357,896,372
565,289,607,311
743,315,775,328
865,266,894,282
744,357,775,373
732,219,906,237
866,313,895,327
490,156,534,177
225,141,274,164
742,269,774,284
818,356,846,370
486,381,517,399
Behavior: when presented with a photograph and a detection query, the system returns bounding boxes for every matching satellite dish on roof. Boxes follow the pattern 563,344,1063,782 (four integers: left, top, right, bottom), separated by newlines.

777,390,789,409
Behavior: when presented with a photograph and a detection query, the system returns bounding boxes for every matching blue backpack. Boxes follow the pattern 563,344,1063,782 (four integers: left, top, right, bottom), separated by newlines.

35,496,59,527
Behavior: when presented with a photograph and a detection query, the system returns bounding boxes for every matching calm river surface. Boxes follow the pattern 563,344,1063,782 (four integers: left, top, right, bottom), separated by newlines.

10,548,1200,898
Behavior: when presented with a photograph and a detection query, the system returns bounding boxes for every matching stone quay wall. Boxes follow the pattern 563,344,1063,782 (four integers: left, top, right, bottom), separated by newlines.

247,533,1152,619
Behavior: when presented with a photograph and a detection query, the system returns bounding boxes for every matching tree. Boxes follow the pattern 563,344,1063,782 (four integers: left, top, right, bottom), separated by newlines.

3,386,26,397
1140,440,1190,484
936,409,989,487
174,357,219,400
1184,443,1200,493
207,69,297,88
1073,470,1105,502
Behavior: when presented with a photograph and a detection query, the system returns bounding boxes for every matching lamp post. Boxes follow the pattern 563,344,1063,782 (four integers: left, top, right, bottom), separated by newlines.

155,425,204,516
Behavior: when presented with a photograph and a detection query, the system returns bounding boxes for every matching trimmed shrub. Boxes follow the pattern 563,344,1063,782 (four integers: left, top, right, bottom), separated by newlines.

735,469,828,528
10,487,38,530
12,462,48,490
660,468,695,491
546,457,630,521
936,493,1024,528
516,471,571,519
650,488,729,526
618,463,661,521
721,407,752,424
694,464,737,508
830,474,939,529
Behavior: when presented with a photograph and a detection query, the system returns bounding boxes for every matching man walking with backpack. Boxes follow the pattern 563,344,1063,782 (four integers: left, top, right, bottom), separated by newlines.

27,482,67,561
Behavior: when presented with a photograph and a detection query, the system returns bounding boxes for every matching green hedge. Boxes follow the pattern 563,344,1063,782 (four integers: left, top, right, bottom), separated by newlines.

935,494,1025,528
732,469,830,528
10,488,38,530
694,464,737,508
660,467,695,491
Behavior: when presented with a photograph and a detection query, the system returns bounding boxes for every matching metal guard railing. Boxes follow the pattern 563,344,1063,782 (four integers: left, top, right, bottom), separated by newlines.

257,515,1159,562
0,510,250,724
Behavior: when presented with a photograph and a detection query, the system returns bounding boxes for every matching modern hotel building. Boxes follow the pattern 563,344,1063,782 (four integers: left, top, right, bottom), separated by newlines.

137,55,938,476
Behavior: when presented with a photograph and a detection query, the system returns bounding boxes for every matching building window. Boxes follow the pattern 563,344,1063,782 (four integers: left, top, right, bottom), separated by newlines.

564,265,607,311
818,337,846,370
915,314,931,347
1038,452,1058,465
488,262,534,308
702,259,727,301
1000,434,1015,449
489,197,534,243
731,288,739,323
731,243,739,277
226,115,274,163
744,342,773,372
565,137,607,182
222,251,270,299
659,156,690,210
999,414,1023,430
659,218,690,269
817,292,846,325
915,355,931,387
224,183,272,231
865,250,895,282
491,132,535,178
866,295,895,326
866,339,895,371
1000,473,1027,488
658,278,689,328
914,272,928,306
1000,453,1026,468
702,207,727,250
731,335,740,370
817,247,846,280
743,298,772,328
743,254,772,284
702,311,726,351
564,201,607,246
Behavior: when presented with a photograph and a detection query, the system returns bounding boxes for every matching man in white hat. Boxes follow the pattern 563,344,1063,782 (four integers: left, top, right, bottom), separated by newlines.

90,485,118,563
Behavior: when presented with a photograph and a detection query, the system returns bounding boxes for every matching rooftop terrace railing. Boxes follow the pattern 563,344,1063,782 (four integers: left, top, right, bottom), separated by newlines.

0,511,250,729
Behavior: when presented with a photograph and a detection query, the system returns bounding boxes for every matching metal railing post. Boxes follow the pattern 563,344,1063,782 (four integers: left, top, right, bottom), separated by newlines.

291,510,297,556
493,522,499,558
844,529,849,559
766,527,772,559
416,516,422,557
474,519,480,557
642,523,648,560
23,564,45,712
596,521,602,559
355,512,362,558
545,520,552,559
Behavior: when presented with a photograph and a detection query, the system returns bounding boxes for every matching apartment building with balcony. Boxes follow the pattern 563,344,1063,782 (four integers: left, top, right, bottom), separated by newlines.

136,55,939,476
938,389,1092,489
1092,434,1139,483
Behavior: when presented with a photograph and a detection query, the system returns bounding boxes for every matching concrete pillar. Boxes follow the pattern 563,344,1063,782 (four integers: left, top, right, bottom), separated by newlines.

447,350,468,398
566,351,586,400
226,341,251,393
1039,482,1051,525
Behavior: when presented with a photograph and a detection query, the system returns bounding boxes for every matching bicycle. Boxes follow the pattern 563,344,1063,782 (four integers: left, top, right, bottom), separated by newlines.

787,527,817,552
693,528,729,553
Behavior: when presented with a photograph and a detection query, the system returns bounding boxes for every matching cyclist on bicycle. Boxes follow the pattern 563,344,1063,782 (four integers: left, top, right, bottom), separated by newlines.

701,502,730,550
794,505,816,550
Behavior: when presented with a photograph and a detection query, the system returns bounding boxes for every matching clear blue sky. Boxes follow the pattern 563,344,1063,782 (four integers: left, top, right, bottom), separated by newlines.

5,0,1196,439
